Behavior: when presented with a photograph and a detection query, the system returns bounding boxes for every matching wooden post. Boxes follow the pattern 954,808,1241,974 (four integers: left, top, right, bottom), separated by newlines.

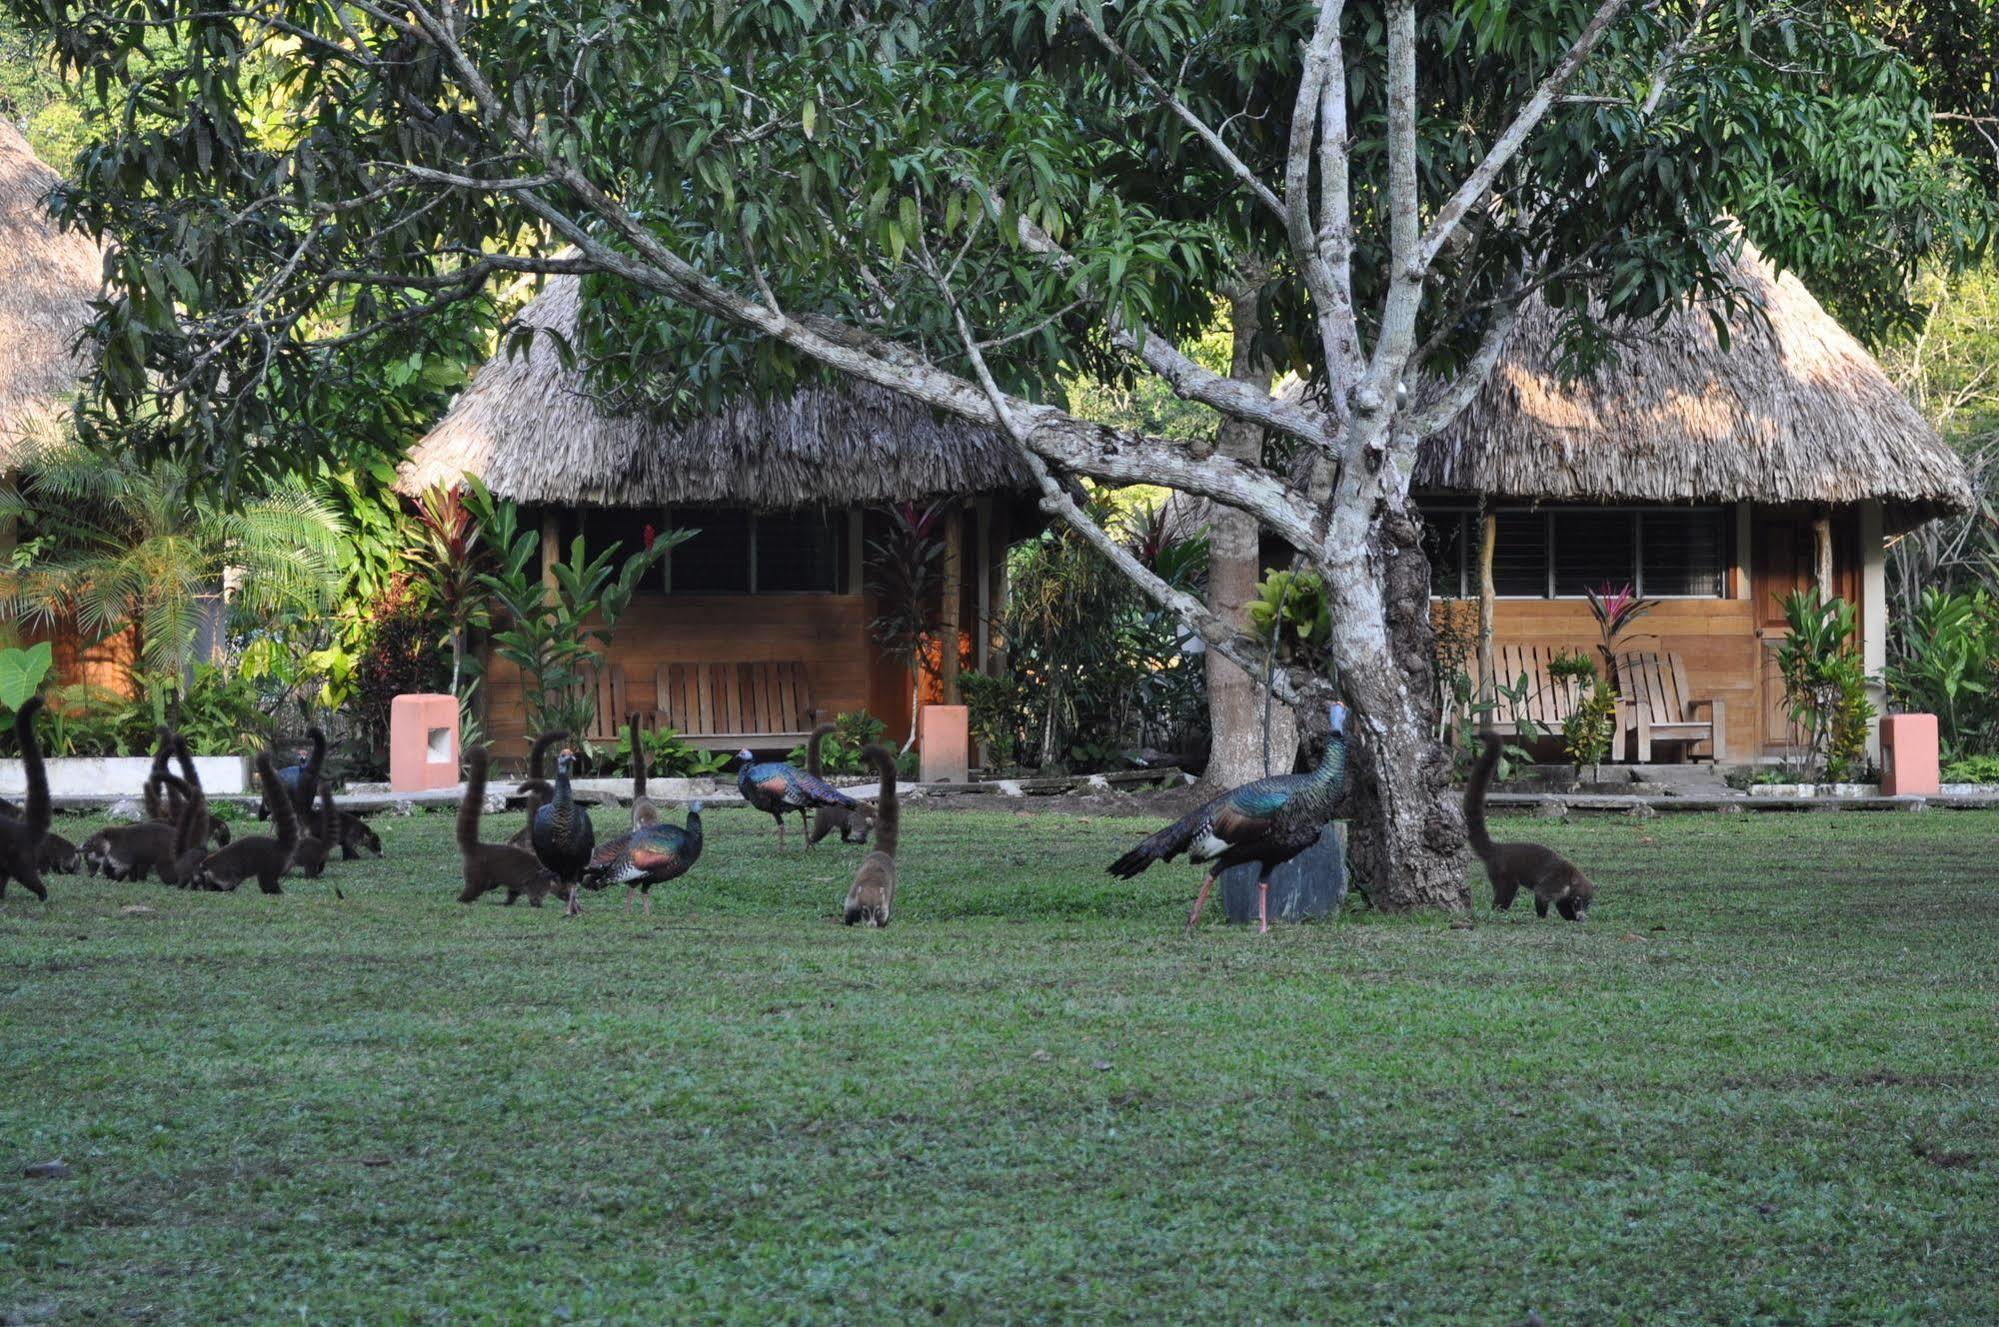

989,503,1010,676
1812,514,1834,598
973,497,993,673
540,511,560,593
1477,509,1497,704
939,504,964,705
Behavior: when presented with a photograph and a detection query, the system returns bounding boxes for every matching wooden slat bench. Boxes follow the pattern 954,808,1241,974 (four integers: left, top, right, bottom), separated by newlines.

655,661,820,751
1615,650,1726,762
1485,643,1590,742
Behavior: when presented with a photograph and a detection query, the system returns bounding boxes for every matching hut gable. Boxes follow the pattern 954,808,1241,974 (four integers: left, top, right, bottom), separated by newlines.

1418,242,1970,520
0,120,102,467
399,275,1027,507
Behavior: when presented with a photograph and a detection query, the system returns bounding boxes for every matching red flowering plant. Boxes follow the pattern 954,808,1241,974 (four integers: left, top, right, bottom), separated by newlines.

1586,582,1659,683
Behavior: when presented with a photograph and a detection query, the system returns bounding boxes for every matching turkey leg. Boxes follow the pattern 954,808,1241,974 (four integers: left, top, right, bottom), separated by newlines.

1258,877,1270,935
1183,873,1218,936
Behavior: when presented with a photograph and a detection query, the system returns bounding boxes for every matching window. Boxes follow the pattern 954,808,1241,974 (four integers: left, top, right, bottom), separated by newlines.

665,506,848,595
1419,504,1727,599
582,508,658,571
753,510,844,594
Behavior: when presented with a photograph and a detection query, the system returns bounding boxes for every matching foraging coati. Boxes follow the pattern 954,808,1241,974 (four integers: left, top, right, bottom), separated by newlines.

36,832,81,875
81,814,177,882
841,743,899,927
150,773,204,886
191,755,298,893
291,780,335,878
508,728,570,852
0,696,52,902
806,722,877,847
1465,732,1596,921
456,745,560,906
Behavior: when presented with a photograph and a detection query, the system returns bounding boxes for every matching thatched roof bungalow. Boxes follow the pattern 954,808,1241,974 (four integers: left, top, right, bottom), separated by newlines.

1409,241,1968,762
401,274,1035,752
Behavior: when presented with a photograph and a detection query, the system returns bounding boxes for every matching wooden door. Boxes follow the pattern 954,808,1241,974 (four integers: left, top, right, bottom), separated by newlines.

1752,515,1817,752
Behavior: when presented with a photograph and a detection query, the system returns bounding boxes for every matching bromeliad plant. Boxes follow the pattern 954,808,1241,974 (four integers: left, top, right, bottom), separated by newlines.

1586,582,1658,678
463,479,686,740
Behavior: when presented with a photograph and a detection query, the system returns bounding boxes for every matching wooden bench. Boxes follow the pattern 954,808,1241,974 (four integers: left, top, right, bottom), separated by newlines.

655,661,820,750
1615,650,1726,762
1482,644,1592,743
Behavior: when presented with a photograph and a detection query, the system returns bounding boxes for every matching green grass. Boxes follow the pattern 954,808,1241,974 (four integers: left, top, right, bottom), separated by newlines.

3,805,1996,1325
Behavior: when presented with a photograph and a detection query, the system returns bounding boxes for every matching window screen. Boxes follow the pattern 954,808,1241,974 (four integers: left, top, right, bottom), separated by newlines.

1641,509,1726,596
1553,510,1637,597
581,507,662,586
1491,512,1549,596
668,507,752,594
754,509,844,594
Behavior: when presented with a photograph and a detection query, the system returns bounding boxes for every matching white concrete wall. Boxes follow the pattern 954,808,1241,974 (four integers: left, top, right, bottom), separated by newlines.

1861,500,1888,762
0,755,249,798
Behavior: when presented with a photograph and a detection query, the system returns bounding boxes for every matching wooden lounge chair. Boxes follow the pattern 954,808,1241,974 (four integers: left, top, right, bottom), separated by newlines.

1481,643,1594,747
1614,650,1726,763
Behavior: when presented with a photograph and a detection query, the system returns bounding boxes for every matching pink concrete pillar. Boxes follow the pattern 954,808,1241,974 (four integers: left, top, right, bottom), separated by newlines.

390,693,461,793
1879,714,1940,796
918,704,969,784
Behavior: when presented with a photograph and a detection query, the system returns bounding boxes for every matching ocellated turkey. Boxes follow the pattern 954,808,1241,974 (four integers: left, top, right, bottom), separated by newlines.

531,748,595,917
1108,702,1352,934
735,749,856,849
582,802,704,915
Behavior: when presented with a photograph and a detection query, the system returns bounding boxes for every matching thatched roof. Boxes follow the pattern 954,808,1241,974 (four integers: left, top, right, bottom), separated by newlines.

399,275,1028,507
0,120,102,469
1417,242,1969,523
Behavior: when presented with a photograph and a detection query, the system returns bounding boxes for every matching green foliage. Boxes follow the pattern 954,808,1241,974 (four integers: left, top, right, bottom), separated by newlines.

1776,591,1877,781
1585,582,1658,674
1003,493,1207,770
406,484,488,697
960,670,1024,770
1941,754,1999,784
1246,570,1328,662
0,441,343,689
1884,588,1999,759
606,723,732,780
1550,650,1616,773
0,641,52,713
462,479,682,739
785,711,888,776
866,503,947,718
350,583,448,762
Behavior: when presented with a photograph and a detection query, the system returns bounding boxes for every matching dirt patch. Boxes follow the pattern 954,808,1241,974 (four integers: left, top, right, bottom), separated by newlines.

906,784,1207,819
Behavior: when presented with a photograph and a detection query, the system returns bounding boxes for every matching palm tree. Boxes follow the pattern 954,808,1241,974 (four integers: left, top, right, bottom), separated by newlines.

0,440,344,691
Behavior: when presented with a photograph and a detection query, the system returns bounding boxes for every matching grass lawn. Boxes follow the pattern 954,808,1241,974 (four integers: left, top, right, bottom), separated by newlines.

3,803,1995,1325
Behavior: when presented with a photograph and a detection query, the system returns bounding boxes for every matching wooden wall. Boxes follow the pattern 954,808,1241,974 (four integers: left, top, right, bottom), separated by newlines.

1479,598,1763,758
481,592,885,758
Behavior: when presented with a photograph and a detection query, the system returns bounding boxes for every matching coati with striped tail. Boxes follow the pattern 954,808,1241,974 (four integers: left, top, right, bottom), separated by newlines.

626,714,659,830
290,780,337,878
806,722,877,847
169,734,230,848
191,755,298,893
508,728,570,852
1465,732,1596,921
457,745,560,906
841,743,899,927
0,697,52,902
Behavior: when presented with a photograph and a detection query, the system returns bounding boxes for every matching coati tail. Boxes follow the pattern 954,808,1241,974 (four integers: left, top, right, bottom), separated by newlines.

859,743,899,859
806,721,837,777
1464,732,1503,859
260,754,300,855
458,746,491,853
13,696,50,837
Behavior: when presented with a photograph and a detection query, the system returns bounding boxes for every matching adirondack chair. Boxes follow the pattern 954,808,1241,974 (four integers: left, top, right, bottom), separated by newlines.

1615,650,1726,762
654,661,821,750
1475,644,1619,754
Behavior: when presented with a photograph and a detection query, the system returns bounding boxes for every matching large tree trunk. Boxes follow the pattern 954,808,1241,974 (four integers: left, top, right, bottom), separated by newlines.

1327,508,1470,911
1202,284,1296,787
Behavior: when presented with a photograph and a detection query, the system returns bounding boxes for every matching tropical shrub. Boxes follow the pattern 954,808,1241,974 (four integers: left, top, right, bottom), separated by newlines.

605,723,732,779
1246,569,1329,662
0,642,52,716
866,502,947,744
351,580,448,761
1550,649,1616,773
1941,754,1999,784
1776,591,1876,782
1885,589,1999,759
462,479,682,739
784,711,888,775
960,670,1027,770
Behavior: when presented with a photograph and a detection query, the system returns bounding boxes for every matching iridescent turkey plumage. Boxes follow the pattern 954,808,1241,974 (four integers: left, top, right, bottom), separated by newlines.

1109,703,1352,934
531,750,595,916
736,749,855,849
584,803,704,914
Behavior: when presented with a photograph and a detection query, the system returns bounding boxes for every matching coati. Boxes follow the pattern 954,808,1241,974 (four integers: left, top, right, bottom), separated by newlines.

190,755,298,893
81,814,177,881
332,812,382,859
140,727,175,822
170,734,230,848
626,713,659,829
149,772,203,886
291,780,335,878
0,696,52,902
36,832,81,875
1465,732,1596,921
806,722,877,847
456,745,560,906
508,728,570,852
841,743,899,928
